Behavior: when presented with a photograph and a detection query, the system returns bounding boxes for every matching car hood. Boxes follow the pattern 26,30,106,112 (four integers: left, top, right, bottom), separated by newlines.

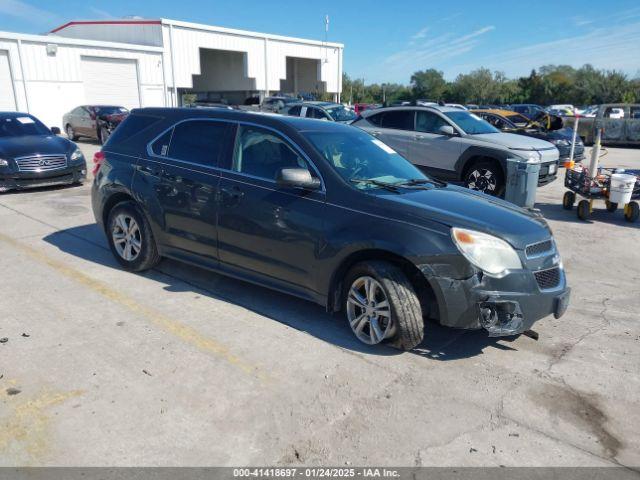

374,184,551,249
471,132,556,151
525,127,577,142
0,135,75,159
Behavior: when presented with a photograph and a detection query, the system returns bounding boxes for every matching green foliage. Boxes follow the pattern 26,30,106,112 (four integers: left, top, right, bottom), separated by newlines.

341,64,639,106
410,69,447,101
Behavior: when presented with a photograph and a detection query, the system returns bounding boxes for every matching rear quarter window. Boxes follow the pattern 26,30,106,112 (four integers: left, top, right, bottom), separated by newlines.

105,114,162,149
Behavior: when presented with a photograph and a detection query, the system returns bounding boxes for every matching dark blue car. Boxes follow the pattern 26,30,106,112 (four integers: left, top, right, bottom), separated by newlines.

91,108,570,350
0,112,87,192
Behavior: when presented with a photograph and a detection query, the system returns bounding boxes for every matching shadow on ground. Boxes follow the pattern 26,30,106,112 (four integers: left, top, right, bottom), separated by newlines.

537,202,639,228
43,223,519,360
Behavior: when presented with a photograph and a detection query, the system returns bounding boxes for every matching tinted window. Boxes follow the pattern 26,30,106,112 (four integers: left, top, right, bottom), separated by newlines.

415,111,449,133
151,129,173,156
381,111,414,130
168,120,229,166
232,125,308,181
0,115,50,137
106,114,161,146
443,111,499,135
310,108,329,120
630,107,640,119
94,106,128,115
287,105,302,116
368,113,383,126
326,106,357,122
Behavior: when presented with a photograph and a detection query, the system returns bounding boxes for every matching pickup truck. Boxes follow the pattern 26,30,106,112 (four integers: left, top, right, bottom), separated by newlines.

563,104,640,145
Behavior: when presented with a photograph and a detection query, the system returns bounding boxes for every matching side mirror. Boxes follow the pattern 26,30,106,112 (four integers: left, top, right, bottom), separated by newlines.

51,126,61,135
276,168,321,190
438,125,455,136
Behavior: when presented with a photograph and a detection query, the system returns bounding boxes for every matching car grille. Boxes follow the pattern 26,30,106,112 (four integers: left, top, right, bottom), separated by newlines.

534,267,561,290
526,239,554,258
15,155,67,172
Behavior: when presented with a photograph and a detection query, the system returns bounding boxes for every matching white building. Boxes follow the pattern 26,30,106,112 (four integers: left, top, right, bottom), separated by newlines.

0,18,344,129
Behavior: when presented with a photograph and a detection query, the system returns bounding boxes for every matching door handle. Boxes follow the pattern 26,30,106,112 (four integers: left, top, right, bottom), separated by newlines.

138,165,163,176
371,131,382,137
414,134,425,140
221,185,245,201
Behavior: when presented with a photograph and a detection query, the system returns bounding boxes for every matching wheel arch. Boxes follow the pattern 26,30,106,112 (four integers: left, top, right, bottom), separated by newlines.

326,248,439,321
101,191,136,228
455,146,510,182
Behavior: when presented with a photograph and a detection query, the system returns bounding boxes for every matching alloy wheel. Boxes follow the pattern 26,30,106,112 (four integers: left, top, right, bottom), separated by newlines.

466,168,498,194
346,276,395,345
112,214,142,262
66,125,74,139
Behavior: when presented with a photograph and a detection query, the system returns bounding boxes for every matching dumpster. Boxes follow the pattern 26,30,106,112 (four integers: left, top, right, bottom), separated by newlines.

504,158,540,208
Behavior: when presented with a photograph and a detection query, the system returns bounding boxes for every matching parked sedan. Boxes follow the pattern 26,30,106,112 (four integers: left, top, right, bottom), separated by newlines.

473,109,585,162
0,112,86,192
92,107,570,349
283,101,357,124
63,105,129,144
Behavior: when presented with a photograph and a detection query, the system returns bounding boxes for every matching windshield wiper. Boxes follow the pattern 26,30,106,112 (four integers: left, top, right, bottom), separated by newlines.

396,178,447,187
350,178,401,192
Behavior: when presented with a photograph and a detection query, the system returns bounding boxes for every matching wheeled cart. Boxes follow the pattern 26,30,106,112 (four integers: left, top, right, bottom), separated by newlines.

562,167,640,222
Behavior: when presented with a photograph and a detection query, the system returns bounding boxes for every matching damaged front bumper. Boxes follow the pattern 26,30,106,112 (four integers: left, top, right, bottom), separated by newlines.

419,264,570,337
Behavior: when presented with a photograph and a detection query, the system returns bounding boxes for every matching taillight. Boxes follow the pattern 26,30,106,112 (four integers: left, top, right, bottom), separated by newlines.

92,151,105,176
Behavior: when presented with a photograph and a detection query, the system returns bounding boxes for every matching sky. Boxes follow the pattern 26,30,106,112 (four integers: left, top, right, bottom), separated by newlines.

1,0,639,84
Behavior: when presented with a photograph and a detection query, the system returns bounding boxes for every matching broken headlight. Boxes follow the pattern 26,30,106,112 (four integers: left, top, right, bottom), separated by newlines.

451,228,522,276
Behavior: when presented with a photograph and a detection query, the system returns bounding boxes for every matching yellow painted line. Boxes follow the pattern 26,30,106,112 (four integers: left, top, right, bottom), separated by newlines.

0,232,268,383
0,389,83,462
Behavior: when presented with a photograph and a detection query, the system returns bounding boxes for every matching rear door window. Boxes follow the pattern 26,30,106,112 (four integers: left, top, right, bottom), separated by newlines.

287,105,302,116
380,111,415,130
168,120,230,167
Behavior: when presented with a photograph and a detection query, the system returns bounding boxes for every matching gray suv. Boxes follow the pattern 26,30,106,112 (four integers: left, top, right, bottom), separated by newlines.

352,106,560,196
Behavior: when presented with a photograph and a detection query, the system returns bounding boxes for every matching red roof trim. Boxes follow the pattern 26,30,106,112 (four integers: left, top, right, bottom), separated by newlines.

50,20,161,33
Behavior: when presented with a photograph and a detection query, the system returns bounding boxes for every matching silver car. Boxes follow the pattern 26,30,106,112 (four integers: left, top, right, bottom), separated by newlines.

352,106,560,195
283,101,357,124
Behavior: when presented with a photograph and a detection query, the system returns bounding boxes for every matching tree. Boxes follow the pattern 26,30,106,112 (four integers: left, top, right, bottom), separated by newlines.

410,69,447,101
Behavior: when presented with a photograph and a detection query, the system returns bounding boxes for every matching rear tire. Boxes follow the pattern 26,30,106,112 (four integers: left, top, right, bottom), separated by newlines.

106,201,160,272
577,200,591,221
343,261,424,350
66,124,78,141
463,159,505,197
563,191,576,210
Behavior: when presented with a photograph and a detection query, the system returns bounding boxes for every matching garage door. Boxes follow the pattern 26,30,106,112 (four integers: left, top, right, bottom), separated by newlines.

0,51,16,111
81,57,140,109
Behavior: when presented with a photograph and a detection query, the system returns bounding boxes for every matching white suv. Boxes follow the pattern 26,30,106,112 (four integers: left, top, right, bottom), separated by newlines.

352,106,560,196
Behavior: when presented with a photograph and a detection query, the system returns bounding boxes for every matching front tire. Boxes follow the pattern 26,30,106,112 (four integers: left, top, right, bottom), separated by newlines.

343,261,424,350
464,160,505,196
99,126,110,145
106,201,160,272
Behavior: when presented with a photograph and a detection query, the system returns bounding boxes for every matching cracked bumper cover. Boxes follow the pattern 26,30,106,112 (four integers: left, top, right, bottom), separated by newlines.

419,264,570,336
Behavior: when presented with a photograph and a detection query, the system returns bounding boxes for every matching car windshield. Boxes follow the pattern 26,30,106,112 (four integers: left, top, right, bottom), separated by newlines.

326,106,357,122
94,106,128,115
303,129,429,190
0,115,51,138
443,111,499,135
